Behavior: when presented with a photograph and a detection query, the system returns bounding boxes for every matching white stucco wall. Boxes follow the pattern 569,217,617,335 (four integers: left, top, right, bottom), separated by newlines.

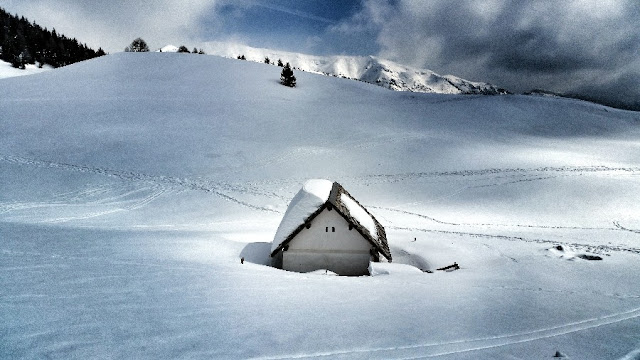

282,208,374,276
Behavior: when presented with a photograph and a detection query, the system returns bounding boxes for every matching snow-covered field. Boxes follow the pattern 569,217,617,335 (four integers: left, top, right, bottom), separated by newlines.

1,52,640,359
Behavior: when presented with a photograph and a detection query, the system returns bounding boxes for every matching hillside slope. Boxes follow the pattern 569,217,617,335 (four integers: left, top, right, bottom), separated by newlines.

1,53,640,359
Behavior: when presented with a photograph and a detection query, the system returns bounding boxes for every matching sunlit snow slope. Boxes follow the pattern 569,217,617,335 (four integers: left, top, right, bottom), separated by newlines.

2,52,640,359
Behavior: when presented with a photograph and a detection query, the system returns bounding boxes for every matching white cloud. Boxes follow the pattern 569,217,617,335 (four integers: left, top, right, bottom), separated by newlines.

0,0,219,52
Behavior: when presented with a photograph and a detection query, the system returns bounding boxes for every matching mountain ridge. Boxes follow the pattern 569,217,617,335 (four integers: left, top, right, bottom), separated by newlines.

160,42,509,96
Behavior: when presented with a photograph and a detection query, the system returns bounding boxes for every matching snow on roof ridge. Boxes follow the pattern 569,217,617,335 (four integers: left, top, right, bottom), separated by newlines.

302,179,333,202
270,179,334,253
340,192,378,240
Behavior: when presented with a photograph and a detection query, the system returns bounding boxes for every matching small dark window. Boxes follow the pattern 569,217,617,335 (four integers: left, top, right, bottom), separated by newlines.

325,227,328,232
332,227,335,232
349,224,353,230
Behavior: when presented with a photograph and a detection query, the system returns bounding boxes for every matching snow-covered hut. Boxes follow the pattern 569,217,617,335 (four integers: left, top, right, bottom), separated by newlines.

271,179,392,276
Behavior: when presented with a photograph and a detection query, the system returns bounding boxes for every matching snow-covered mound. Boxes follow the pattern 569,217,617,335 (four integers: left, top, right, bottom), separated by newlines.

369,262,424,276
201,41,507,94
1,52,640,359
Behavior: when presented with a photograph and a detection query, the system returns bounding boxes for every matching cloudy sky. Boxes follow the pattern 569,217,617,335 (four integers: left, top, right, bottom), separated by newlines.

1,0,638,108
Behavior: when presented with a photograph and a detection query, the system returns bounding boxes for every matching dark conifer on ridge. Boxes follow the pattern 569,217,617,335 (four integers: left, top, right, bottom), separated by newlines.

280,62,296,87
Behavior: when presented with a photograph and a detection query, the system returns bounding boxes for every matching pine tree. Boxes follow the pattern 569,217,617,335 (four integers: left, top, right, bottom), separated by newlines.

280,62,296,87
125,38,149,52
264,56,270,64
277,58,283,67
0,8,104,69
178,45,189,53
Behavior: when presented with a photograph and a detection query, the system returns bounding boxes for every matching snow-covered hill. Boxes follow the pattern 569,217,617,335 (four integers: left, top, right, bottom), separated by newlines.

1,52,640,359
193,42,508,95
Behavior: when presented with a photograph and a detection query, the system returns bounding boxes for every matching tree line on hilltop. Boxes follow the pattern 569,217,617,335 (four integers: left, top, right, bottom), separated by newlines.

236,54,296,87
129,36,298,88
126,38,204,54
0,7,105,69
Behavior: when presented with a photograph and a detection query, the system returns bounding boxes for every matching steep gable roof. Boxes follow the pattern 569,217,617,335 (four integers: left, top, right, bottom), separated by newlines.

271,180,392,261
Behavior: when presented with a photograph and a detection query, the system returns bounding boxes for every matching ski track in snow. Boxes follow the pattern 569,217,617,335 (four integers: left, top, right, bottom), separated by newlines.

2,154,639,254
250,307,640,359
470,283,640,301
389,225,640,255
357,165,640,183
614,221,640,235
0,185,168,215
370,205,620,231
369,207,640,255
0,154,280,214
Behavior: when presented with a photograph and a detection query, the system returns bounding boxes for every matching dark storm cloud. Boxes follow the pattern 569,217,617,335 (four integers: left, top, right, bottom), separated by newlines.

488,27,603,73
571,70,640,110
343,0,639,109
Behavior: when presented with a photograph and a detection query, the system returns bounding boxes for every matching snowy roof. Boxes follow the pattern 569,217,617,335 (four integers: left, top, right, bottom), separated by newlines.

271,180,391,261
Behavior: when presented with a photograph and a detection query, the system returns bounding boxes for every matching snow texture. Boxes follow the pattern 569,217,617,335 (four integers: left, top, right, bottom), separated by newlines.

1,52,640,359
